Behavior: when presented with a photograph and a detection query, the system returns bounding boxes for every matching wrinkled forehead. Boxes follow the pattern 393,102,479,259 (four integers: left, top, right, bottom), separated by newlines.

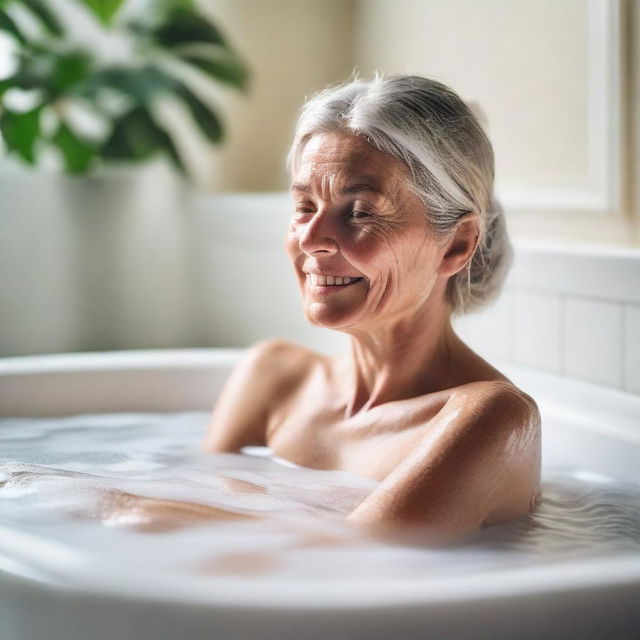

291,132,410,196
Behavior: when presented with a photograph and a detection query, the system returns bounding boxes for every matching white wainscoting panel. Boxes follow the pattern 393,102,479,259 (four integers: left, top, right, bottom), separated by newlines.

514,290,563,373
564,297,625,388
624,304,640,394
453,289,516,364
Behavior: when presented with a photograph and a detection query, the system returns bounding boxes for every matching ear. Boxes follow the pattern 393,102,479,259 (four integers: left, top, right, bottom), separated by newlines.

438,214,480,277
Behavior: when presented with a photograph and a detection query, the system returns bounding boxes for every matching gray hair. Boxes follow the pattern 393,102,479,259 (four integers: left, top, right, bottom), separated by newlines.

287,74,513,316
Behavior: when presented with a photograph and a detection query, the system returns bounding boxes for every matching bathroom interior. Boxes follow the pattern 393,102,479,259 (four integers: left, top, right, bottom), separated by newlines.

1,0,639,638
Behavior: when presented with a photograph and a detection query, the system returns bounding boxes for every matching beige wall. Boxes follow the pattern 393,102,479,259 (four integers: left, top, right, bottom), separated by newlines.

632,0,640,243
350,0,636,244
187,0,355,191
1,1,636,243
170,1,638,244
354,0,590,190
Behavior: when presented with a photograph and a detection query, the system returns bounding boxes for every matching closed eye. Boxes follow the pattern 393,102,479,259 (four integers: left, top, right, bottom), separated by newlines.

293,207,314,220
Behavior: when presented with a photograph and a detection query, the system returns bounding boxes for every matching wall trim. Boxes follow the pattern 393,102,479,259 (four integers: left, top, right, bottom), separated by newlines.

508,240,640,304
498,0,623,217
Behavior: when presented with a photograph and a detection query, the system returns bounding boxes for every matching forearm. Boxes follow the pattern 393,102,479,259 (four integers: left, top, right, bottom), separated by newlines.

344,466,491,546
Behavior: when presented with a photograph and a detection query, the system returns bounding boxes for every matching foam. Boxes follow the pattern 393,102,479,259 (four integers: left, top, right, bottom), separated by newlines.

1,412,639,600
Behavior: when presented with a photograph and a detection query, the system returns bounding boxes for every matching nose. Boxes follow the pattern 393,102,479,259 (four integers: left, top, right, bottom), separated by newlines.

297,209,339,256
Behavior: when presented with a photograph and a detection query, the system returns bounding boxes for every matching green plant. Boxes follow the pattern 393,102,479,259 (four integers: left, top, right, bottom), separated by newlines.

0,0,249,176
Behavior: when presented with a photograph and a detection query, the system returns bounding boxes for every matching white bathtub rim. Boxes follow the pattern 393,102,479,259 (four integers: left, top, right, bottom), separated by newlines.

0,348,246,375
1,543,639,609
2,348,639,446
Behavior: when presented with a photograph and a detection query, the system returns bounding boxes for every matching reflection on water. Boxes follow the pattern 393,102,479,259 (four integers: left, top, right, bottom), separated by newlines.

1,412,639,589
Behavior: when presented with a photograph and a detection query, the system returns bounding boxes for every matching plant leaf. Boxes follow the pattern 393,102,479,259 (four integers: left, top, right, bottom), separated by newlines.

0,107,40,164
80,0,124,27
100,104,184,172
175,83,222,143
51,121,96,172
8,48,93,102
153,6,226,48
154,125,186,174
0,75,15,100
178,48,249,91
52,50,93,94
101,106,157,160
23,0,64,35
0,9,26,44
83,65,177,104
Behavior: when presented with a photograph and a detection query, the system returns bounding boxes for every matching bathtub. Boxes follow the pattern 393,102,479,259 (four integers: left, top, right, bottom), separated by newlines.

1,348,639,640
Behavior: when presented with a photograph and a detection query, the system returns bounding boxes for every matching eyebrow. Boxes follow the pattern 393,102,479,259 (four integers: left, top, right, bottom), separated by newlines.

289,182,385,197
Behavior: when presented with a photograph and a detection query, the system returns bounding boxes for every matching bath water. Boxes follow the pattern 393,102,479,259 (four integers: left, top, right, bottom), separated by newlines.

1,412,639,603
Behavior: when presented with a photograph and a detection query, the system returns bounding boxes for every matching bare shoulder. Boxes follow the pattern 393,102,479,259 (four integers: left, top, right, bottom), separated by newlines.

444,379,541,521
346,379,542,537
246,338,320,383
203,339,319,453
448,379,540,429
442,379,541,459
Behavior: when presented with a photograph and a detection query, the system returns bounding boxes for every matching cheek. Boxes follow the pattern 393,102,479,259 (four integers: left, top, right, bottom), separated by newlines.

376,238,433,288
344,226,385,257
355,235,398,278
285,226,299,258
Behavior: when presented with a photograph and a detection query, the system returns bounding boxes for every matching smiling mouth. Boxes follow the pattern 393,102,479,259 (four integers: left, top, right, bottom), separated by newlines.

306,274,364,287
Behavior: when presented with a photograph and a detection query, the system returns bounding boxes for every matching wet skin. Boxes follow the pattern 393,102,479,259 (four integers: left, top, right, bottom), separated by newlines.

204,132,541,544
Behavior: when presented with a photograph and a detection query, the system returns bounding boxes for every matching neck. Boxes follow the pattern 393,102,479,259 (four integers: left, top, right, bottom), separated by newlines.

341,303,462,418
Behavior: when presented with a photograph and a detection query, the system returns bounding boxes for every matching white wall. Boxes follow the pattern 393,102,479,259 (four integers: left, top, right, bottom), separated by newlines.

0,161,198,355
0,167,349,358
632,0,640,239
1,0,639,397
2,184,639,395
454,243,640,393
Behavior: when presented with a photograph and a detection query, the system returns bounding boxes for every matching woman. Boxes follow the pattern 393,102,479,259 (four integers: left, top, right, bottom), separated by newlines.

204,75,541,543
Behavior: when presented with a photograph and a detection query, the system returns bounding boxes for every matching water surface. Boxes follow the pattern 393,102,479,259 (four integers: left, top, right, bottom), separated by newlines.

1,412,639,599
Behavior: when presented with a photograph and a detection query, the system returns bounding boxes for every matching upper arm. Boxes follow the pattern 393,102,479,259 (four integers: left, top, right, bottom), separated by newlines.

347,382,541,543
203,339,300,453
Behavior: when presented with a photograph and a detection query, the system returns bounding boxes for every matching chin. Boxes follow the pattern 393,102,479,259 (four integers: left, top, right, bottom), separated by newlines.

304,306,357,331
